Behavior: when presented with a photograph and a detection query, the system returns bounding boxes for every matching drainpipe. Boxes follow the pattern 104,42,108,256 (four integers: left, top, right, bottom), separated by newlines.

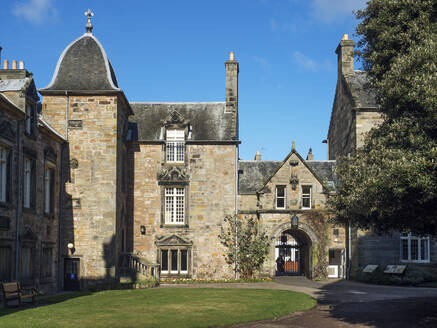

234,144,238,279
15,120,23,281
346,223,351,280
65,92,69,141
57,142,65,291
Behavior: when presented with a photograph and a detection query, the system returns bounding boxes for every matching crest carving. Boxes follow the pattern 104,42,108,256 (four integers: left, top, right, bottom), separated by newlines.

161,110,190,127
158,165,189,183
0,120,16,141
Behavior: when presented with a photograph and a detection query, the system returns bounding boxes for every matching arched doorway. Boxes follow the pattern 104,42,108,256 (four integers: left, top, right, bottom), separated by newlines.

275,229,312,277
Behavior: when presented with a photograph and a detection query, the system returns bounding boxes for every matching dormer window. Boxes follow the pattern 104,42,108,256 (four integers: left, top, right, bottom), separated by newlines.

166,129,185,163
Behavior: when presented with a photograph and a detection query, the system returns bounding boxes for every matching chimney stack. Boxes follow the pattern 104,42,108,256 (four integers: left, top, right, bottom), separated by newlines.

2,60,8,70
254,151,261,161
335,33,355,77
306,148,314,160
11,60,17,69
225,51,239,139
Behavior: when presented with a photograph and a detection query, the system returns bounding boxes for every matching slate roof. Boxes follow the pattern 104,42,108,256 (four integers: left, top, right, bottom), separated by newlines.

129,102,236,141
348,71,377,108
305,160,337,190
40,34,120,92
238,160,282,194
0,79,28,92
238,159,337,194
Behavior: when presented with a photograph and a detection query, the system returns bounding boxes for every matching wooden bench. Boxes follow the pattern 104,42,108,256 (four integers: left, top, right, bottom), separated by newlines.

1,282,38,308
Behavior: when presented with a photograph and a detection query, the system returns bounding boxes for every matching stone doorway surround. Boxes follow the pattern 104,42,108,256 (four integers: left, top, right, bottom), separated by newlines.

271,221,318,279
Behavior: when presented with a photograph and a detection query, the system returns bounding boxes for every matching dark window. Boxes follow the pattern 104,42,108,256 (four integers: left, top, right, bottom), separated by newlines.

0,247,12,281
0,146,11,203
21,247,32,280
276,186,285,209
181,250,188,272
171,250,178,273
41,248,52,278
161,250,168,272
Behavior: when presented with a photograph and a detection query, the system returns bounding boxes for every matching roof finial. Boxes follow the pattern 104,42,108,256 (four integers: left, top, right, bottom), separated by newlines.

292,141,296,151
85,9,94,34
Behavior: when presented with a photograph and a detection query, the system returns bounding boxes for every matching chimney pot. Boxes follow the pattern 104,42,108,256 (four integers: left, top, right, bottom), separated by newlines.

19,61,24,69
12,60,17,69
342,34,348,40
3,60,8,70
229,51,234,61
254,150,262,161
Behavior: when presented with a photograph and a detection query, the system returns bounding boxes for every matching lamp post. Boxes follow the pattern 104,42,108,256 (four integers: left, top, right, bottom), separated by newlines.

291,212,299,229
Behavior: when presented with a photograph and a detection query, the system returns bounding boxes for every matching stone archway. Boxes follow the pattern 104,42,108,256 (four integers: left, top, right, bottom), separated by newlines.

272,222,318,279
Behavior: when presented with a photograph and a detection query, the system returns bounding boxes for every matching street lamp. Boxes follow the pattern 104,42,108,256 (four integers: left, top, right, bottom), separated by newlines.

291,212,299,229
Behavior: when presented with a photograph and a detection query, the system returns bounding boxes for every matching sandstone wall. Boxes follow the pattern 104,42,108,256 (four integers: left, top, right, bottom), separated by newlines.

130,143,237,279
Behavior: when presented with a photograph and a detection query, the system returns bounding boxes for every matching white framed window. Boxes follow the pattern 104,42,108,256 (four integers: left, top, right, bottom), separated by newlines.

166,129,185,163
276,185,286,209
165,187,185,224
160,248,189,275
301,185,312,209
401,233,430,263
0,146,10,203
44,167,54,214
24,158,33,208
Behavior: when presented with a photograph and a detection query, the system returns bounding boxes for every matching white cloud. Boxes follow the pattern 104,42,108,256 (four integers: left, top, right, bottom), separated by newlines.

312,0,366,22
13,0,58,25
293,51,318,72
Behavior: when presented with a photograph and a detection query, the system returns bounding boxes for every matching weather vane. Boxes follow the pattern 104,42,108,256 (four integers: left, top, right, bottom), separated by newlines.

85,9,94,34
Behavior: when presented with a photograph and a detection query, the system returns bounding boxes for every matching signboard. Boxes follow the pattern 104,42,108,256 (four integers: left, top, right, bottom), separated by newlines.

384,265,407,274
363,264,379,273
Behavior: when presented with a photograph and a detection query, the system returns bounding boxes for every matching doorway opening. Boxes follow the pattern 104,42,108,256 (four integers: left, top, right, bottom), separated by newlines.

275,229,312,277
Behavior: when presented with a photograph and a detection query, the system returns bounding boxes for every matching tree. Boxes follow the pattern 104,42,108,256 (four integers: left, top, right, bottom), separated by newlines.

218,215,270,279
330,0,437,235
329,118,437,235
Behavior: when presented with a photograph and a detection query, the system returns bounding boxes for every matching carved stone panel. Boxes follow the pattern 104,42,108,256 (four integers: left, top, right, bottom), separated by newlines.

157,165,189,184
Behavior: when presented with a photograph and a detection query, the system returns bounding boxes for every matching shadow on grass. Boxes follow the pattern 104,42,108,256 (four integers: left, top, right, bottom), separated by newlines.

0,291,93,318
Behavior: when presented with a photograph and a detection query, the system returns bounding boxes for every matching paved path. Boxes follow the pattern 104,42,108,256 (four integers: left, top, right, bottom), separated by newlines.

161,277,437,327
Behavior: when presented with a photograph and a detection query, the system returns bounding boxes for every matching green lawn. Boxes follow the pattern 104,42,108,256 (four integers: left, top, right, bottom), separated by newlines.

0,288,315,328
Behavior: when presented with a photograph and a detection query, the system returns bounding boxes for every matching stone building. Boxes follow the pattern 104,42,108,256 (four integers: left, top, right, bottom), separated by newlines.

0,60,64,294
0,15,353,291
327,34,437,277
238,146,344,279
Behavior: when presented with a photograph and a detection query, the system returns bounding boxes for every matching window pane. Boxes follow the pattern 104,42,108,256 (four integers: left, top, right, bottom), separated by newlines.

421,239,429,261
302,196,310,208
411,239,418,260
161,250,168,272
42,248,52,278
277,198,285,208
45,168,51,213
0,247,12,281
302,186,311,194
171,250,178,273
24,159,32,208
276,186,285,197
21,247,32,279
0,148,7,202
401,239,409,260
181,250,187,272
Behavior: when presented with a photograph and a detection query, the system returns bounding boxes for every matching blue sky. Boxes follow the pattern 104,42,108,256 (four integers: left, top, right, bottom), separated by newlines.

1,0,367,161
